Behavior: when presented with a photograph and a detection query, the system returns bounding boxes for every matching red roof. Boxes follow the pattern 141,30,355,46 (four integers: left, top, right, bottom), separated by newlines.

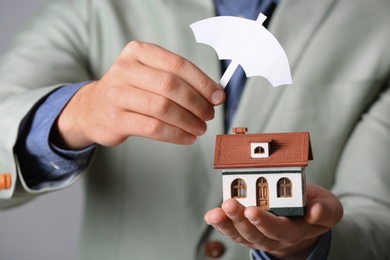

214,130,313,169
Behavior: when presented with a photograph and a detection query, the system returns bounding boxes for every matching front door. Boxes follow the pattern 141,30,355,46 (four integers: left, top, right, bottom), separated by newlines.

256,177,269,210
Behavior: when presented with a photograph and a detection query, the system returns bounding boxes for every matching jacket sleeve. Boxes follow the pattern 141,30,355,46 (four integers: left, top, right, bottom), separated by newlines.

0,0,91,207
330,82,390,258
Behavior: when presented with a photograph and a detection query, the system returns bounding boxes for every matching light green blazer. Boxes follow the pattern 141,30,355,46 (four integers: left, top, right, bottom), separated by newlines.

1,0,390,259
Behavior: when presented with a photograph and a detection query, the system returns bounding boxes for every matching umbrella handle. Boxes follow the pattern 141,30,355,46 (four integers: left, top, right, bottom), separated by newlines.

219,60,239,89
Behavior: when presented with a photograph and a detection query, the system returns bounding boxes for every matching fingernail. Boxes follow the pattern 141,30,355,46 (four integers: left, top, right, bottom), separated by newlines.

205,107,215,121
210,90,224,105
196,122,207,135
184,135,197,144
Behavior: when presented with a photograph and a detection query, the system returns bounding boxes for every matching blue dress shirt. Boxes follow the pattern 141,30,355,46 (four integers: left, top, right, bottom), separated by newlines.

15,81,94,189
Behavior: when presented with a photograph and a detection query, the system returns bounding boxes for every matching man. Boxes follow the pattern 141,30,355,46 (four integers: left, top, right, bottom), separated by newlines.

0,0,389,259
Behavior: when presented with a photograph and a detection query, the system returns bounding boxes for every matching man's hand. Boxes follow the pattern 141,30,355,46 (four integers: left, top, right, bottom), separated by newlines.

52,41,225,149
204,184,343,259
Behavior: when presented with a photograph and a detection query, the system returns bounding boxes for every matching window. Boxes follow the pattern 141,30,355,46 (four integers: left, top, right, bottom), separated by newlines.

254,146,265,154
231,178,247,198
251,142,270,158
277,178,292,197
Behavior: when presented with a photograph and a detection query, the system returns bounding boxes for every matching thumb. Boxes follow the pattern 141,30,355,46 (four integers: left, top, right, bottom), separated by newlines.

305,184,344,228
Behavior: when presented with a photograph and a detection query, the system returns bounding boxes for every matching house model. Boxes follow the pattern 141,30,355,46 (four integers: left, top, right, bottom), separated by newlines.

214,128,313,216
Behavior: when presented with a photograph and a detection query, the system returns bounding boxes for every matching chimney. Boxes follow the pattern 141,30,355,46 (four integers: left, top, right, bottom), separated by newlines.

232,127,248,134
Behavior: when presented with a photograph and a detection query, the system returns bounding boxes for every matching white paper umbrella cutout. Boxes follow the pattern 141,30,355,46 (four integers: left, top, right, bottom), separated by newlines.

190,13,292,89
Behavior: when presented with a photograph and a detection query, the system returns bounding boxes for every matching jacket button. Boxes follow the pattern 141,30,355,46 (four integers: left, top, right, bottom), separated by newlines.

0,173,11,189
205,241,225,258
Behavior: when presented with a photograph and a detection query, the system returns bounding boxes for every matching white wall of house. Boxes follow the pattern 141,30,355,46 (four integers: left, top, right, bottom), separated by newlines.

222,170,305,208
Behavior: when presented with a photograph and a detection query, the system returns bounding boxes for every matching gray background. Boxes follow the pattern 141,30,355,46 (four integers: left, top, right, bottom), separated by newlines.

0,1,84,259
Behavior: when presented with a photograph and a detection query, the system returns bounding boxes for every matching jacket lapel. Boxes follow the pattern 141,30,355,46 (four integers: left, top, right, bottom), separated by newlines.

232,0,338,133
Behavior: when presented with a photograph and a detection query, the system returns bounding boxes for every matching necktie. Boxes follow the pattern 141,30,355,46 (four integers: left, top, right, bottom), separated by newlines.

214,0,279,132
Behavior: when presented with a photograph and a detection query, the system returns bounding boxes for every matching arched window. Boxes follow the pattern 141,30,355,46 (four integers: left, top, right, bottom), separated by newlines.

231,178,247,198
277,178,292,197
254,146,265,154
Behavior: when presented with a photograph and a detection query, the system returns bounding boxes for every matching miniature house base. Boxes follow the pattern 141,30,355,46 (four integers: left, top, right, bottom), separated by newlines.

214,128,313,217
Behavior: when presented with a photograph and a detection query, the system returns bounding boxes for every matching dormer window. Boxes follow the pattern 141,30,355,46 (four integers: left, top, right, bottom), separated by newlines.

251,142,270,158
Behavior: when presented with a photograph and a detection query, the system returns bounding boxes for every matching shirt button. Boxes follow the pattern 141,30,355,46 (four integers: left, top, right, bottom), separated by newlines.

50,161,60,170
0,173,11,189
204,241,225,258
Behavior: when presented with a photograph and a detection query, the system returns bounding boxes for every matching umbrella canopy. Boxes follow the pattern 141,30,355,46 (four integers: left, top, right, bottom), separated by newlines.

190,13,292,88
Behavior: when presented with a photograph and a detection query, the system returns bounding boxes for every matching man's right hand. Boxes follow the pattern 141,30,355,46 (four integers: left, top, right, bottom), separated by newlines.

51,41,225,150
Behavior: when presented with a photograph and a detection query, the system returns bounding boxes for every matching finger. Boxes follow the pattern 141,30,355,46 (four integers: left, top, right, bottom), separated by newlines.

244,206,327,243
305,199,343,228
305,184,344,228
205,206,252,247
112,111,197,145
221,199,270,247
119,61,215,122
244,206,299,241
123,41,225,105
114,86,207,137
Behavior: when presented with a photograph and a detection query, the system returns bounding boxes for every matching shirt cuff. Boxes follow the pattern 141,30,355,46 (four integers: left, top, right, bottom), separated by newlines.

251,230,331,260
15,81,95,190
